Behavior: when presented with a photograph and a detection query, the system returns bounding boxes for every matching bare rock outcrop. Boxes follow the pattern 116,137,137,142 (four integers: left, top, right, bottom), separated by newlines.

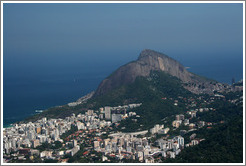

94,49,224,96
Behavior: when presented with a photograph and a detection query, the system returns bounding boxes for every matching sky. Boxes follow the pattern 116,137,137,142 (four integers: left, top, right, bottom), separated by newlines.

3,3,244,82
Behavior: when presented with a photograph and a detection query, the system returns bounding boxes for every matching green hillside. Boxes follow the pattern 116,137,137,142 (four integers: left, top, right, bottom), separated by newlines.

23,71,193,124
164,116,243,163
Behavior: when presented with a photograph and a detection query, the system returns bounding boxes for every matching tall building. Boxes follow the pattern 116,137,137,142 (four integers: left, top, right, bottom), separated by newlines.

27,131,35,140
191,112,196,118
112,114,122,123
184,119,189,125
35,127,41,134
42,118,47,123
99,107,104,113
87,110,94,116
105,107,111,120
179,114,185,120
150,124,164,134
76,121,84,130
176,115,180,121
99,114,104,119
73,140,77,147
32,139,40,148
94,141,100,149
175,136,184,147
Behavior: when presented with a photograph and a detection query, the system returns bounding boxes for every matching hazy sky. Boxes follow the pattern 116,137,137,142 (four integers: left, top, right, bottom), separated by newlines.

3,3,243,81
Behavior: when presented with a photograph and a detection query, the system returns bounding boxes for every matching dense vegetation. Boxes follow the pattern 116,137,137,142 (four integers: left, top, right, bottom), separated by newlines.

91,71,194,107
164,116,243,163
92,71,195,131
35,141,63,152
60,125,78,141
23,104,88,123
164,91,243,163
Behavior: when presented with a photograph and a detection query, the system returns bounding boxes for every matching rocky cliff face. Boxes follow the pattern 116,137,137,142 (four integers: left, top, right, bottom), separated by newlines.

95,49,227,96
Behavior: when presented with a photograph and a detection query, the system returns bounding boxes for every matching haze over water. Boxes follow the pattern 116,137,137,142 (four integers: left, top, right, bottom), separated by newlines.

3,3,243,126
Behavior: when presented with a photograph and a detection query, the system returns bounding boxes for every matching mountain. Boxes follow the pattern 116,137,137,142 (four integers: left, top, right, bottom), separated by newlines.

95,49,226,96
23,49,229,122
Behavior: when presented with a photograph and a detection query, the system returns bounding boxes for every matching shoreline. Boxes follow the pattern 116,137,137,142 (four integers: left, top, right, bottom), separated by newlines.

3,91,95,127
3,124,14,129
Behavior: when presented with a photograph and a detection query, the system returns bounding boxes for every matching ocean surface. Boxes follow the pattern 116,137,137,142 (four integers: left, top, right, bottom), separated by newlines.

3,53,243,127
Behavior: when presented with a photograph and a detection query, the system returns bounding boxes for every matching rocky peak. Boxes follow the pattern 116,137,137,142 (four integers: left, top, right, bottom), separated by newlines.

138,49,169,60
94,49,193,96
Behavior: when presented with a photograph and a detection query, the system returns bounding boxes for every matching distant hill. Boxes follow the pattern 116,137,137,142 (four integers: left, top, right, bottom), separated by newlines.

95,49,227,96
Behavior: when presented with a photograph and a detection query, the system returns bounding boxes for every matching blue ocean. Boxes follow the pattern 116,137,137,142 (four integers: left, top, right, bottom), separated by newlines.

3,52,243,127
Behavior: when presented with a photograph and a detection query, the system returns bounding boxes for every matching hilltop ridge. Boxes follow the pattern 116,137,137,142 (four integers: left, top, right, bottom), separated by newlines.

95,49,225,96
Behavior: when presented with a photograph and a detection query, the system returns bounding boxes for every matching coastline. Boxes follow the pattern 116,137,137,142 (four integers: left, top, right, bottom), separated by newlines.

3,124,13,129
3,91,95,127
